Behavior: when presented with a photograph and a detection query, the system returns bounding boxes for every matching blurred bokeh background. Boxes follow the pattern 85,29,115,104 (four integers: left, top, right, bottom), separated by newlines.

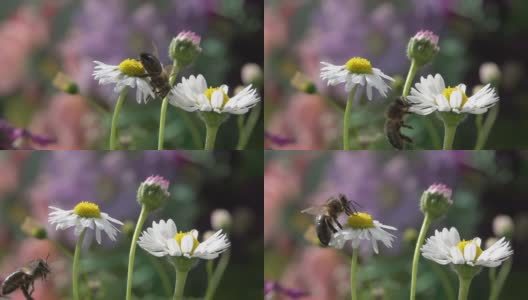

264,150,528,299
264,0,528,149
0,0,263,150
0,150,263,300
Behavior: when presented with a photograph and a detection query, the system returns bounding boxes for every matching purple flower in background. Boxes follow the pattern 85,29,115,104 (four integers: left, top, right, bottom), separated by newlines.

265,280,308,299
315,0,459,83
316,151,463,255
265,131,295,147
0,120,55,149
72,0,214,103
40,151,181,245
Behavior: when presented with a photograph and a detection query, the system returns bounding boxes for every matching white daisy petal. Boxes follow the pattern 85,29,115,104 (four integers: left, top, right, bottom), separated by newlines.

408,74,499,115
421,227,513,268
319,60,393,101
137,220,230,260
92,60,155,104
48,203,122,244
168,75,260,115
328,214,397,253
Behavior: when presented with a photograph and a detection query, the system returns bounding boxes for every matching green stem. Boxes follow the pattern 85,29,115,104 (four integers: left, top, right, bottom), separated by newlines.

321,94,345,113
172,270,189,300
204,123,219,150
410,213,432,300
72,228,87,300
489,258,512,300
343,87,356,150
178,111,202,149
147,255,172,298
158,62,180,150
403,59,418,97
458,275,473,300
350,248,359,300
206,260,214,282
474,105,499,150
50,239,73,259
109,87,129,150
430,262,456,300
205,250,231,300
443,122,458,150
158,96,169,150
236,103,261,150
126,206,149,300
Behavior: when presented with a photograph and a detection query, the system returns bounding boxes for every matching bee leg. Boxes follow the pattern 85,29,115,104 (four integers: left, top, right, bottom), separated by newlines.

21,284,34,300
401,134,413,143
326,218,340,233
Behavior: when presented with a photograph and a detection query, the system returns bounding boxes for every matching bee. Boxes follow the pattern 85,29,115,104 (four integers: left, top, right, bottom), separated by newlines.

139,52,171,99
384,97,413,150
301,194,359,246
0,258,51,300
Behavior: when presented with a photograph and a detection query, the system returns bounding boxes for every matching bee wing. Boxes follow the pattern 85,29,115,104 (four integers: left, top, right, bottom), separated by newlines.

301,206,326,216
164,64,173,75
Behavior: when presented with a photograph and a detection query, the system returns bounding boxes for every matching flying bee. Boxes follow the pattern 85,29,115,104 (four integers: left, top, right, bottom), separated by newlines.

1,258,51,300
301,194,359,246
139,52,171,99
384,97,413,150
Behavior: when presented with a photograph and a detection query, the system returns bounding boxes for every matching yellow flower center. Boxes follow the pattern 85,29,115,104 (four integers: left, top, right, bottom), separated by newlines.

204,87,230,107
457,240,483,262
118,59,145,77
345,57,373,74
347,212,374,229
73,201,101,218
174,231,200,253
443,87,468,108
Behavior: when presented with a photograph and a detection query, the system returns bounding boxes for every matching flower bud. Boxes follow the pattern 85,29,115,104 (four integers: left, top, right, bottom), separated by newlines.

291,72,317,94
211,209,232,231
493,214,514,238
419,183,453,219
169,31,202,67
485,237,498,250
479,62,501,85
137,175,170,212
403,227,418,245
241,63,263,86
21,217,47,239
202,230,215,241
406,30,440,67
121,220,136,238
52,72,79,94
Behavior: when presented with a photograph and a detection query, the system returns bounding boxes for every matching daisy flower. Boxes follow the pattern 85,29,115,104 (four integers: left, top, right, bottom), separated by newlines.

421,227,513,267
329,212,397,253
320,57,394,100
48,201,123,244
168,74,260,115
138,219,230,259
407,74,499,115
93,59,155,104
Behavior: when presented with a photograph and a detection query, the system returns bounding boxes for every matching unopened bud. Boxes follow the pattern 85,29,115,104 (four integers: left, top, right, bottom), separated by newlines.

202,230,215,241
21,217,47,239
479,62,501,85
169,31,202,67
419,183,453,219
291,72,317,94
211,209,232,231
241,63,263,86
403,228,418,245
137,175,170,212
485,237,498,250
493,214,514,238
122,220,136,238
407,30,440,67
52,72,79,94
